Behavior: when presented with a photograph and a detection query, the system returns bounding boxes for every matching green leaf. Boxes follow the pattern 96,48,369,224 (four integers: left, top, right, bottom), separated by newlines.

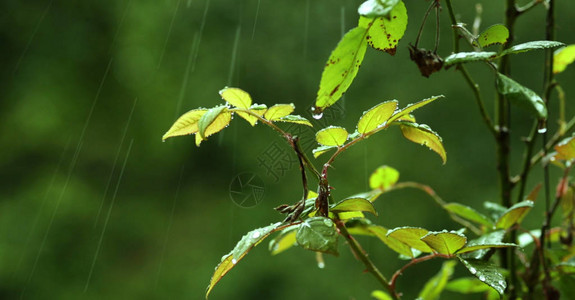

387,227,433,253
555,135,575,160
371,290,393,300
357,101,398,134
276,115,313,127
358,0,400,18
444,52,498,66
418,261,456,300
162,109,207,141
483,201,507,221
457,257,507,296
460,230,505,260
337,211,365,220
296,217,339,255
400,122,447,164
456,243,516,255
554,45,575,74
358,1,408,55
219,87,251,109
347,221,414,257
312,145,338,158
315,26,368,111
316,126,349,147
197,106,232,145
446,277,493,294
443,203,494,227
331,197,377,216
500,40,565,56
496,73,547,119
421,231,467,255
264,104,295,121
206,222,283,298
495,200,534,229
346,189,384,203
369,165,399,190
269,226,299,255
388,95,444,124
476,24,509,48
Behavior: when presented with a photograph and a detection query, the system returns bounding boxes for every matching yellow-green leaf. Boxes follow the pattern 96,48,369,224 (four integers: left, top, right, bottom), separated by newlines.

388,95,444,123
554,45,575,74
315,26,369,111
264,104,295,121
443,203,494,227
316,126,349,147
162,109,207,141
456,243,516,255
338,211,365,220
206,223,283,298
347,222,414,257
421,231,467,255
277,115,313,127
371,290,393,300
358,0,400,18
269,227,298,255
495,200,534,229
446,277,492,294
198,105,228,139
387,227,433,253
369,165,399,190
476,24,509,48
400,122,447,164
358,1,408,55
219,87,252,109
357,101,398,134
313,145,338,158
555,136,575,160
236,103,267,126
331,197,377,216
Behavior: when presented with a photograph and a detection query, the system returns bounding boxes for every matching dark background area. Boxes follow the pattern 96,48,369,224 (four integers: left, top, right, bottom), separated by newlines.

2,0,574,299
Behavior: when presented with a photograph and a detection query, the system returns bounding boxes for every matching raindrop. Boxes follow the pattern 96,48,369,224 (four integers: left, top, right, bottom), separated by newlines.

537,127,547,134
231,258,237,265
317,261,325,269
311,106,323,120
498,280,505,286
313,112,323,120
323,218,334,227
469,267,477,274
252,231,261,239
479,275,486,281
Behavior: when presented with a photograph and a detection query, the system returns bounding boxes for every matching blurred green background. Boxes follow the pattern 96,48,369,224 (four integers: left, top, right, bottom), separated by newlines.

2,0,574,299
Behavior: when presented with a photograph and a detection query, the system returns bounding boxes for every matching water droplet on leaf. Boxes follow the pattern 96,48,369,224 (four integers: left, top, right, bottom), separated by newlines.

469,267,477,274
323,219,334,227
479,275,486,281
231,258,237,265
317,261,325,269
252,231,261,239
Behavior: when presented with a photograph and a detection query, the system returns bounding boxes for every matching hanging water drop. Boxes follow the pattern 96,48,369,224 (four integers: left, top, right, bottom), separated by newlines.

311,106,323,120
317,261,325,269
538,120,547,134
537,127,547,134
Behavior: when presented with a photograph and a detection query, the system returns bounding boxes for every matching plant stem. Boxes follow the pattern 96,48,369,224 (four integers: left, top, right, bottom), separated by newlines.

389,253,450,292
335,219,398,299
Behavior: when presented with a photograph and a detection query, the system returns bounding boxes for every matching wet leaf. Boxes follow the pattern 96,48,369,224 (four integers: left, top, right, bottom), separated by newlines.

358,1,408,55
276,115,313,127
421,231,467,255
554,45,575,74
315,26,368,112
357,101,398,134
369,165,399,190
197,106,232,145
496,73,547,119
495,200,534,229
460,231,505,260
358,0,400,18
400,122,447,164
446,277,492,294
331,197,377,216
500,40,565,56
316,126,349,147
483,201,507,221
443,203,494,227
387,226,433,252
388,95,443,123
219,87,251,109
312,145,338,158
456,243,516,255
235,103,266,126
264,104,295,121
346,189,384,203
347,222,414,257
444,52,498,66
206,222,283,298
476,24,509,48
296,217,339,255
418,261,456,300
457,257,507,296
162,109,207,140
371,290,393,300
555,135,575,160
337,211,365,220
269,226,299,255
